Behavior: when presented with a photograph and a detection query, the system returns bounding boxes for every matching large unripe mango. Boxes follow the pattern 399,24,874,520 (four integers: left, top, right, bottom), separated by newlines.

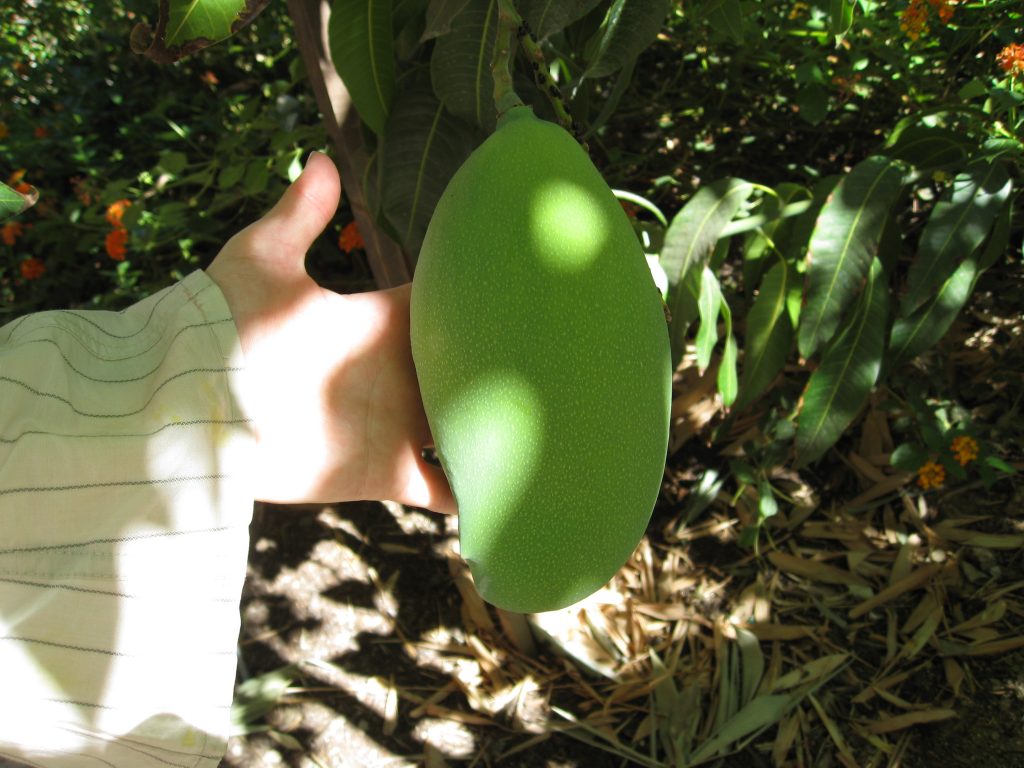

410,106,671,613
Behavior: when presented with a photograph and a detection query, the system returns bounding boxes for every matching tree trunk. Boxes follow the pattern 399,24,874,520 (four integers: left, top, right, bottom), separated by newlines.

286,0,412,289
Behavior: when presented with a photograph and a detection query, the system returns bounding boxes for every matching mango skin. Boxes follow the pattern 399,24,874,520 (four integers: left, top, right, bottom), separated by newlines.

410,107,671,613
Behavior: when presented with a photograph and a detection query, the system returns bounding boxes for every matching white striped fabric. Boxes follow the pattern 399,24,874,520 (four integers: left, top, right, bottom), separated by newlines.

0,270,255,767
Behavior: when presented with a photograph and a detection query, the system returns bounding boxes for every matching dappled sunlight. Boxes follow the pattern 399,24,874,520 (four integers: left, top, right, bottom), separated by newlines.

528,177,610,273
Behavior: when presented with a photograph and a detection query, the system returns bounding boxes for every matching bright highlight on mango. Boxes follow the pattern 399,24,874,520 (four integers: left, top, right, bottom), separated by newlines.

410,107,672,613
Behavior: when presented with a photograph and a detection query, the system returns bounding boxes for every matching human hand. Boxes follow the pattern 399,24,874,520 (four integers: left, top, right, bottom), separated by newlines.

205,152,455,514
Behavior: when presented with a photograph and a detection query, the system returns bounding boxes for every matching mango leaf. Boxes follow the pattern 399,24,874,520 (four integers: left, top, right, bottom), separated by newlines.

829,0,855,43
899,159,1011,316
888,200,1012,370
884,125,972,171
519,0,605,40
798,156,904,360
0,180,37,221
719,302,738,408
582,0,671,79
430,0,500,132
695,266,723,373
797,257,887,466
742,182,809,293
380,80,479,254
131,0,271,64
667,267,704,367
783,176,838,264
329,0,396,136
663,178,753,286
735,259,794,410
704,0,744,44
421,0,472,40
662,178,753,366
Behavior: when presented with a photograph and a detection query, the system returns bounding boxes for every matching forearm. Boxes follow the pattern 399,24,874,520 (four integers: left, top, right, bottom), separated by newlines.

0,270,255,767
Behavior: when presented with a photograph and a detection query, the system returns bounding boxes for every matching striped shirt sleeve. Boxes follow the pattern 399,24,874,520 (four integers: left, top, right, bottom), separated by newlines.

0,270,255,767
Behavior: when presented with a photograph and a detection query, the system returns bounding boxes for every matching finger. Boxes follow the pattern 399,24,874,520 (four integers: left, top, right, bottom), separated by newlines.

253,151,341,264
396,450,458,516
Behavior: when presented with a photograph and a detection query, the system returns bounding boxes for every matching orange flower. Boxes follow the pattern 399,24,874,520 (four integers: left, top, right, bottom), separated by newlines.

338,220,364,254
105,199,132,227
916,460,946,490
997,43,1024,80
200,70,220,86
105,227,129,261
70,176,94,206
900,0,929,40
2,221,23,246
950,435,979,466
19,257,45,280
7,169,26,185
926,0,956,24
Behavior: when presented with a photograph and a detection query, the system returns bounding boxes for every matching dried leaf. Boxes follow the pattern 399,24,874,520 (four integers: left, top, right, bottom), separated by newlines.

864,708,957,734
809,694,857,763
849,562,948,619
768,551,872,589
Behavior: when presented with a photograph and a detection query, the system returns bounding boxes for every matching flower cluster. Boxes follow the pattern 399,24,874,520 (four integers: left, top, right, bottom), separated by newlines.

19,257,45,280
104,198,132,261
2,221,22,246
7,169,31,196
950,435,979,466
899,0,957,41
338,220,364,254
917,460,946,490
996,43,1024,81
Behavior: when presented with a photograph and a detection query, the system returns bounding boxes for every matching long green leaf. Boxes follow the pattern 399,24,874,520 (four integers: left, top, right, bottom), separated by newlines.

380,80,479,254
797,258,887,465
329,0,396,136
742,182,809,293
131,0,270,62
829,0,855,43
735,259,794,410
736,627,765,705
430,0,499,132
582,0,671,79
798,156,903,360
719,301,738,408
900,159,1011,316
884,125,972,171
519,0,605,40
667,267,703,366
704,0,744,44
663,178,753,286
421,0,472,40
691,694,794,763
888,199,1012,370
695,266,723,373
662,179,753,366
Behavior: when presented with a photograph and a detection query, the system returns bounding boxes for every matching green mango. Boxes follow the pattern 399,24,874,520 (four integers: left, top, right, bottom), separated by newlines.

410,106,671,613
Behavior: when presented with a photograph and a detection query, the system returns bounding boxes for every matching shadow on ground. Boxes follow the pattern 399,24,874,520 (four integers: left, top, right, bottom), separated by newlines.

221,500,620,767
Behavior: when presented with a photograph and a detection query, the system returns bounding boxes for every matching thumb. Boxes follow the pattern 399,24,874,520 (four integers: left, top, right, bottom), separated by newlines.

254,151,341,259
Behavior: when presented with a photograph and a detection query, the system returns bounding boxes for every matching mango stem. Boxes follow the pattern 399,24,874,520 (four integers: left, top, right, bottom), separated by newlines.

516,20,577,139
491,1,576,140
492,0,525,119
